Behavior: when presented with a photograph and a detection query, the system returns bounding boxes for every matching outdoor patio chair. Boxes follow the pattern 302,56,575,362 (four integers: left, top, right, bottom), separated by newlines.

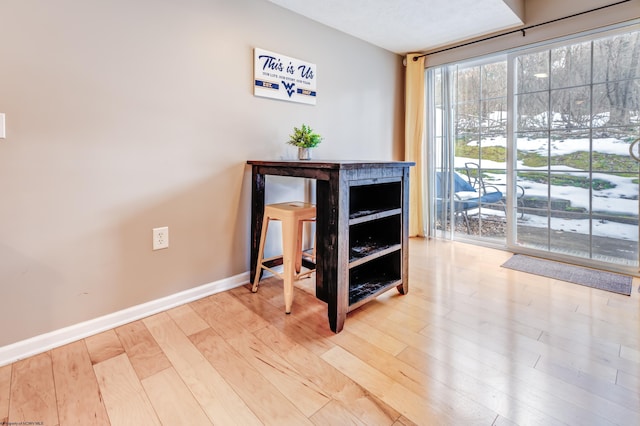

435,171,504,232
463,162,526,218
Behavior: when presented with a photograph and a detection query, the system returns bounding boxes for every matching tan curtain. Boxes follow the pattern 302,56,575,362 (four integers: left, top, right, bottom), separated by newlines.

405,54,426,237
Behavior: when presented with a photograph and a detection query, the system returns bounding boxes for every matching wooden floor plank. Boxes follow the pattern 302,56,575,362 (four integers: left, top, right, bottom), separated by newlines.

442,305,620,384
166,303,210,336
331,329,497,425
84,329,124,365
51,341,109,425
421,319,635,425
423,316,543,368
579,297,640,324
93,353,160,425
192,288,341,418
253,323,400,425
115,320,171,380
190,290,270,339
309,399,368,426
321,345,460,425
537,331,623,371
392,415,420,426
423,323,636,425
534,356,640,410
190,327,313,425
143,312,262,425
397,345,568,426
342,316,408,356
0,364,11,424
451,291,547,338
357,283,626,425
621,344,640,363
493,415,520,426
606,292,640,315
617,369,640,392
226,327,331,417
141,367,212,426
9,352,58,425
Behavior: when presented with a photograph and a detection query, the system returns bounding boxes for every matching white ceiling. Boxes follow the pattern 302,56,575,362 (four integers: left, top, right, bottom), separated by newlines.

267,0,525,54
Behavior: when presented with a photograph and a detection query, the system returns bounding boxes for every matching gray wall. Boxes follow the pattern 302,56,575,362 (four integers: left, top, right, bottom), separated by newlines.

0,0,404,346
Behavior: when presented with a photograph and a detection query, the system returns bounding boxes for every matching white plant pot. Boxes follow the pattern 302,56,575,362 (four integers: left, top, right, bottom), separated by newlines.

298,147,311,160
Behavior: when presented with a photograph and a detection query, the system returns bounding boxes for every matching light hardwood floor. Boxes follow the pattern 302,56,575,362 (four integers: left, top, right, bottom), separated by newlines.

1,237,639,425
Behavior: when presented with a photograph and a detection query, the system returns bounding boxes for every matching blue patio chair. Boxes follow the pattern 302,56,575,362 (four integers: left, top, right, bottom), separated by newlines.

435,171,504,232
463,162,525,219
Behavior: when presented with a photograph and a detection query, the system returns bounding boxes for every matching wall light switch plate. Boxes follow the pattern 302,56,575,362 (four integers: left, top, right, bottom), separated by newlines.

0,113,5,139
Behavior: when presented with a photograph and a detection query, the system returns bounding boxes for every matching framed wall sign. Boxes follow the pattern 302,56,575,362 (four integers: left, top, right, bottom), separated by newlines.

253,48,317,105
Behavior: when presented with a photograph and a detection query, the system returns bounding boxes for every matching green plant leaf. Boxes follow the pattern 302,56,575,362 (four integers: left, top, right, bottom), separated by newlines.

287,123,323,148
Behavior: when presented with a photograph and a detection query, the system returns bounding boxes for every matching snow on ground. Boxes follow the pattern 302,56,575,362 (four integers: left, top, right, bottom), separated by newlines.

454,135,639,242
520,213,639,241
466,135,633,156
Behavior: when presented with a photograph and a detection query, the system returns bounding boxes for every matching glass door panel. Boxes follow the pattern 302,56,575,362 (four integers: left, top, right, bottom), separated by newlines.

511,28,640,270
453,59,508,242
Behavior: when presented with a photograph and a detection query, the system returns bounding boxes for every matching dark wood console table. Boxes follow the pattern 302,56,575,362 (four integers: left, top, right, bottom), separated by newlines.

247,160,414,332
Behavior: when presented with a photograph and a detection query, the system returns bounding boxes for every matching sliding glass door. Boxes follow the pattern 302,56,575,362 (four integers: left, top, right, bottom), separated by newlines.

429,57,509,243
428,24,640,273
512,29,640,269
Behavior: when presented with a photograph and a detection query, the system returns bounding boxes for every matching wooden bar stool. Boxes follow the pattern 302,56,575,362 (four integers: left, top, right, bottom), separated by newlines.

252,201,316,313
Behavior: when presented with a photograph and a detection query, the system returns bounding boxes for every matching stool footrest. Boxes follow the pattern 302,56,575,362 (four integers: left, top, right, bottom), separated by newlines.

258,265,315,281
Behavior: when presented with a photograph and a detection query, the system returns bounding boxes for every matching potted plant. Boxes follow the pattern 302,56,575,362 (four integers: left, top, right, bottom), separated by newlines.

287,124,322,160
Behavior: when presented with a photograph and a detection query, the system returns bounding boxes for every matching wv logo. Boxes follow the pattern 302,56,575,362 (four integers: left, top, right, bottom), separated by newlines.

282,81,296,98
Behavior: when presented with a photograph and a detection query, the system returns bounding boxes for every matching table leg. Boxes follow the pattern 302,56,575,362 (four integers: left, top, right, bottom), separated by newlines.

250,169,265,281
317,172,347,333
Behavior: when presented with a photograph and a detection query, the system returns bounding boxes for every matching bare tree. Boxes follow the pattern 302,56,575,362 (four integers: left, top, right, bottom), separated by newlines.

594,32,640,126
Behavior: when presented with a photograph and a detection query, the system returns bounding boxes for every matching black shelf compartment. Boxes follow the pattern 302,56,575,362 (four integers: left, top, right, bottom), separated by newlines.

349,180,401,220
349,215,401,266
348,250,401,308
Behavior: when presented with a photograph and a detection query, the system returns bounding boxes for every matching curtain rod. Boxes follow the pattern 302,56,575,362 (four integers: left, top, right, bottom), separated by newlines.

412,0,632,61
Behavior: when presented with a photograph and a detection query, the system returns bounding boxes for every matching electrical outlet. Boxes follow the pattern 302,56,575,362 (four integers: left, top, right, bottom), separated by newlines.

0,113,5,139
153,226,169,250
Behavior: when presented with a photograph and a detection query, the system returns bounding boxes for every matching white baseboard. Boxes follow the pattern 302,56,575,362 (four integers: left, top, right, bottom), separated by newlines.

0,272,250,367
